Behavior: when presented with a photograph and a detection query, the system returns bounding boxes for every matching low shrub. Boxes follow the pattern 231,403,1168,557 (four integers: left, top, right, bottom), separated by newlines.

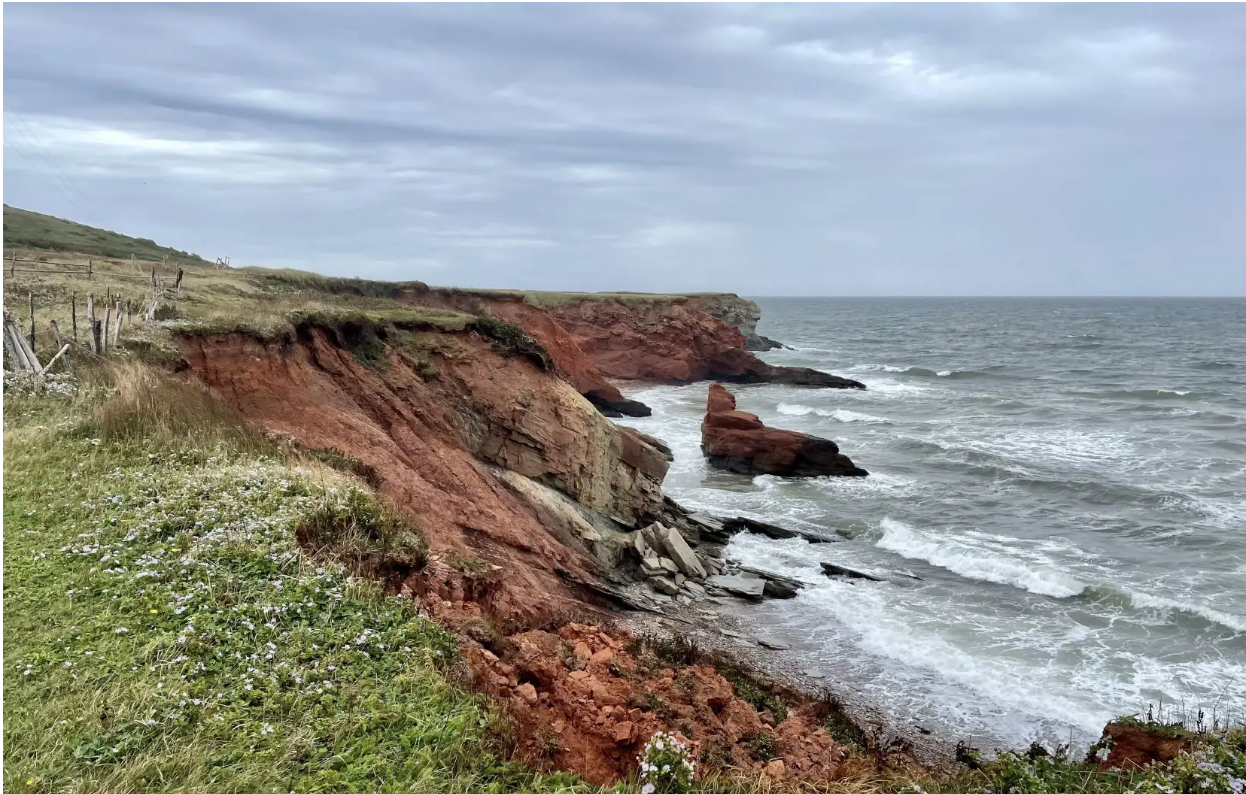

470,315,553,372
295,488,429,580
638,731,696,793
743,731,778,762
716,663,788,724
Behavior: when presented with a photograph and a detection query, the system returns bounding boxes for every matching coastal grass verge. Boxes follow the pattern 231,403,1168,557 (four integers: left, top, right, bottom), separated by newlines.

2,367,594,794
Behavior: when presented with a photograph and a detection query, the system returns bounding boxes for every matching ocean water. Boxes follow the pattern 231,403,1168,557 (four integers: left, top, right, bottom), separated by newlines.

617,298,1246,749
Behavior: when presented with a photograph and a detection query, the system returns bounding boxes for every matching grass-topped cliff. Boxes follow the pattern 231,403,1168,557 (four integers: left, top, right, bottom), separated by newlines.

5,210,1244,793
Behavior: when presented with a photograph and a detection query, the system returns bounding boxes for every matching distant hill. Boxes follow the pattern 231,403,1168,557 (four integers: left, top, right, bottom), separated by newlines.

2,205,208,263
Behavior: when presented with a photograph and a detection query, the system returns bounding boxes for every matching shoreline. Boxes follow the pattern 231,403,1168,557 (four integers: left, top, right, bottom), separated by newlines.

614,589,958,767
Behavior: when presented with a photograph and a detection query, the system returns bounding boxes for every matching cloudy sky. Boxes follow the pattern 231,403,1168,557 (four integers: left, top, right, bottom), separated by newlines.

4,4,1244,295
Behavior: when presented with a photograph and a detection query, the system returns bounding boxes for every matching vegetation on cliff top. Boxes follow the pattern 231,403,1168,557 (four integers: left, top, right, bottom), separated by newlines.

3,205,208,263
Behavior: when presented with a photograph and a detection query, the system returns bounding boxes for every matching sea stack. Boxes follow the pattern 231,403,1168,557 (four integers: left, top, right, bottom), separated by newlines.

700,383,868,477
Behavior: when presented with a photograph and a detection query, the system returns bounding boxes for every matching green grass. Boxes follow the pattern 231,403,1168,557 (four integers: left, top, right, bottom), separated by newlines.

4,205,208,263
2,372,596,794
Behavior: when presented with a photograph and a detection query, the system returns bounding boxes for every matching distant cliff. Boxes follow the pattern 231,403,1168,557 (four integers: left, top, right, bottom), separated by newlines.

689,294,784,351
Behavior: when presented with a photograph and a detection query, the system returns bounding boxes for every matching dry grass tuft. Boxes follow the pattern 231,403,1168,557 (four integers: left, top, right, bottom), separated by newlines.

84,361,270,454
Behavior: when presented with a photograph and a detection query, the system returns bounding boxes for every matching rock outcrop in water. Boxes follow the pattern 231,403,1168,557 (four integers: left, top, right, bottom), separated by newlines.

701,383,868,477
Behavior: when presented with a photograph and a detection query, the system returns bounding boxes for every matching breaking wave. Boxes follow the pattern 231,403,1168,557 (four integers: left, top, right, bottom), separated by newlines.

876,518,1087,598
776,404,888,423
1081,587,1246,633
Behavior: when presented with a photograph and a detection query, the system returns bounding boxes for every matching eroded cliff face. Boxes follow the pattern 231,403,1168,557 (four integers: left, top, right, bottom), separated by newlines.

174,319,896,787
540,298,864,389
176,323,668,621
689,293,784,351
391,289,861,418
397,287,651,417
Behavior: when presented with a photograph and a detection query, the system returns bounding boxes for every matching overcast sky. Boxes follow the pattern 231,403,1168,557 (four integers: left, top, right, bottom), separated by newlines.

4,4,1245,295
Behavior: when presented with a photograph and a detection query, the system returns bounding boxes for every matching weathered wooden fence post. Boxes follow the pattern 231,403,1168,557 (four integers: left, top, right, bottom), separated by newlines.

113,298,123,345
71,293,78,342
28,292,36,350
41,344,70,375
175,267,184,298
102,302,111,356
86,293,97,354
50,320,64,347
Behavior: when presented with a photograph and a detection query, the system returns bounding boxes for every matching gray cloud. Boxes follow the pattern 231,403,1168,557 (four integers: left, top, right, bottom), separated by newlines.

5,3,1245,295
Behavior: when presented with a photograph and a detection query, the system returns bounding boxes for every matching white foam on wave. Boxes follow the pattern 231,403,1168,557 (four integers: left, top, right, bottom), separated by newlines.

752,470,917,497
863,380,935,397
952,427,1138,470
795,577,1116,738
1125,589,1246,633
937,370,953,377
847,363,910,373
776,403,888,423
876,518,1087,598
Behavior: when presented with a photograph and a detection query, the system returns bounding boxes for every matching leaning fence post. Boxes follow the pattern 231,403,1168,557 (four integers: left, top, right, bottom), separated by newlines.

50,319,64,348
40,344,70,375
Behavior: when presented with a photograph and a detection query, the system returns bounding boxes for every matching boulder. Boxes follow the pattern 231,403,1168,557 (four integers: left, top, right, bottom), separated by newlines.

631,532,652,559
723,516,838,544
820,562,884,582
700,384,868,478
763,579,800,600
706,573,767,600
652,523,707,579
658,557,679,574
650,576,681,596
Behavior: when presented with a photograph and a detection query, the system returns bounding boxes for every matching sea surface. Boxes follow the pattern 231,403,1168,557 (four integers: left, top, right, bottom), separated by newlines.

617,297,1246,750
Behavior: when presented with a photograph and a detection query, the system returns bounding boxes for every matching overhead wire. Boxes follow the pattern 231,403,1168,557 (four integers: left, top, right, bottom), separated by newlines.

7,109,82,200
3,109,86,213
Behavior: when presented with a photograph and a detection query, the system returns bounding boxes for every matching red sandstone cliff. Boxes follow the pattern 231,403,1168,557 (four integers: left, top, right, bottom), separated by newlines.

540,298,864,389
177,319,667,621
399,289,865,411
174,318,876,785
